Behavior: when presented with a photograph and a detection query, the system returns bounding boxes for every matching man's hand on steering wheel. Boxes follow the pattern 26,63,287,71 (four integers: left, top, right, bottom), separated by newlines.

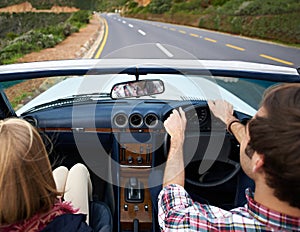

163,107,187,187
207,99,236,125
164,107,187,152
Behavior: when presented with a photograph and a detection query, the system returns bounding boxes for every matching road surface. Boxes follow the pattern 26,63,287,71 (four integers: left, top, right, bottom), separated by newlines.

95,13,300,68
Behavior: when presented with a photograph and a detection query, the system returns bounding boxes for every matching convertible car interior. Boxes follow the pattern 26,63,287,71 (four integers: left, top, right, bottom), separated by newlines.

0,59,299,231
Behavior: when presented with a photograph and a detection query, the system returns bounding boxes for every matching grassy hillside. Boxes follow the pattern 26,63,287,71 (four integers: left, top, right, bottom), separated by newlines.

0,13,71,38
0,0,96,9
0,10,92,64
123,0,300,45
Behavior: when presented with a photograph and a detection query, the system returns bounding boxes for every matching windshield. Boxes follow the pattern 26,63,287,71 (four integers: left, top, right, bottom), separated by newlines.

1,73,279,117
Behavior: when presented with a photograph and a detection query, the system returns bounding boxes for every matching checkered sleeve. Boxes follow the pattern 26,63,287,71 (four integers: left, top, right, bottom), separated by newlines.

158,184,223,231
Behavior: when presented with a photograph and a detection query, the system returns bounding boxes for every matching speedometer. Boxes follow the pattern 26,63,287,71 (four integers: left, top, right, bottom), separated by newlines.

185,106,208,130
197,108,207,124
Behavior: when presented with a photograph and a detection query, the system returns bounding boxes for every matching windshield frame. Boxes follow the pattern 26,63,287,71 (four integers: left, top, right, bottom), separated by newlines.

0,59,299,117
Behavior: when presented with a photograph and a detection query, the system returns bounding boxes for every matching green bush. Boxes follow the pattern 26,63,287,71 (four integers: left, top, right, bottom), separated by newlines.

5,32,18,40
0,0,94,10
219,0,300,15
0,10,92,64
129,6,148,14
148,0,172,14
63,23,79,36
170,0,203,14
0,12,71,39
39,24,65,39
247,0,300,15
128,0,138,9
0,29,61,64
68,10,91,25
230,16,243,34
198,11,300,44
211,0,231,6
216,0,249,15
173,0,185,3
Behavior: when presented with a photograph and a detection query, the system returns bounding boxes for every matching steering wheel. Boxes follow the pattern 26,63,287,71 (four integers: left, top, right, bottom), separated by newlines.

164,105,241,187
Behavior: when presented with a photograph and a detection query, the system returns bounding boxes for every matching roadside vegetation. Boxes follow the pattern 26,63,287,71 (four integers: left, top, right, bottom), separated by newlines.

0,0,96,10
122,0,300,45
0,10,92,64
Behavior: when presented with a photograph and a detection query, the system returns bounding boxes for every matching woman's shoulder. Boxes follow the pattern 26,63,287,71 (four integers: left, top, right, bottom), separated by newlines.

0,201,79,232
41,213,93,232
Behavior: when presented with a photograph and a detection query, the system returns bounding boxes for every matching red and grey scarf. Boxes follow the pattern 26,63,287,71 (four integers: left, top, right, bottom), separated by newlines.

0,201,78,232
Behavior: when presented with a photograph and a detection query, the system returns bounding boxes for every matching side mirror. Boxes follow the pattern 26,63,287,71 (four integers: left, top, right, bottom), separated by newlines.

110,80,164,99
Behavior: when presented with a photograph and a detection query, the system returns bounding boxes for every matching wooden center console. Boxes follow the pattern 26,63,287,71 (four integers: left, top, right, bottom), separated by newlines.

119,143,153,231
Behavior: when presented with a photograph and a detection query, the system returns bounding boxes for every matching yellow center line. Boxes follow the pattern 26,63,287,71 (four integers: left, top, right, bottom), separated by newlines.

94,17,108,59
179,30,186,34
163,26,168,29
260,54,294,66
190,33,199,38
226,44,245,51
204,37,217,43
169,28,176,31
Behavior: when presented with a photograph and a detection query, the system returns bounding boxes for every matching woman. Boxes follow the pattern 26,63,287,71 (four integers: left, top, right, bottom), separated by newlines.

0,118,111,231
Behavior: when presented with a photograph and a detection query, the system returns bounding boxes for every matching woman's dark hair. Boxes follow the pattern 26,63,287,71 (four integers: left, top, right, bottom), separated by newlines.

247,83,300,208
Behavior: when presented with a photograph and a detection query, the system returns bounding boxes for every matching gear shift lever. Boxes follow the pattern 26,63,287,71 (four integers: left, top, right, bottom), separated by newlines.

125,177,144,203
130,177,137,187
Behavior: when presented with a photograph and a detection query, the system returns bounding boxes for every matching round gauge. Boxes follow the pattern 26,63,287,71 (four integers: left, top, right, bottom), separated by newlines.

129,113,143,128
185,107,208,128
113,113,128,128
144,113,159,128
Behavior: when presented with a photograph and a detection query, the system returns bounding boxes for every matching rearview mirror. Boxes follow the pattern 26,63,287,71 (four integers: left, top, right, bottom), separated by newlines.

111,80,164,99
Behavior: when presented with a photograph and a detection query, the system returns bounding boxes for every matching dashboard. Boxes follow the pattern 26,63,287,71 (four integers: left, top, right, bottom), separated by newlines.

24,99,224,131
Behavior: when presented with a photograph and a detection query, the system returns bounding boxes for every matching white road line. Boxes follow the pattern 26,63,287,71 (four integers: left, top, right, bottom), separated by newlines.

128,24,134,28
156,43,174,58
122,20,126,24
138,29,146,36
118,19,121,21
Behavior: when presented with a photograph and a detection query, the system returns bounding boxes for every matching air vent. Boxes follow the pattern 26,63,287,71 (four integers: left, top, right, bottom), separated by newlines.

23,116,38,127
129,113,143,128
144,113,159,128
113,113,128,128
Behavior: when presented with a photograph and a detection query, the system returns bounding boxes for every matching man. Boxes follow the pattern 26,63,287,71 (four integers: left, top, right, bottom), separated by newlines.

158,83,300,231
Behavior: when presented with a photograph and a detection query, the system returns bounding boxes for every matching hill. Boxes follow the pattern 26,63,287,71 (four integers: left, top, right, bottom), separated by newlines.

0,10,92,64
123,0,300,45
0,2,79,13
0,0,96,10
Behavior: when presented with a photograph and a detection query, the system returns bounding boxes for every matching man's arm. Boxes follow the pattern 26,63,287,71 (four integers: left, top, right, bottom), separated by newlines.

163,108,187,187
208,100,246,143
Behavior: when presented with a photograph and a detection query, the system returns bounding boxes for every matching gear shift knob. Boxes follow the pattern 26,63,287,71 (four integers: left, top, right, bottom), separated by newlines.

125,177,144,203
130,177,138,187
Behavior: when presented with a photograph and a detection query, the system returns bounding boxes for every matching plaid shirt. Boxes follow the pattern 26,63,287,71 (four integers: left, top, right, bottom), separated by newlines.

158,184,300,231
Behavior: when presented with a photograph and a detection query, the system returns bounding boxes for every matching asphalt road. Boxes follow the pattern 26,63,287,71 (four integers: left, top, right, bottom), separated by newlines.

96,13,300,68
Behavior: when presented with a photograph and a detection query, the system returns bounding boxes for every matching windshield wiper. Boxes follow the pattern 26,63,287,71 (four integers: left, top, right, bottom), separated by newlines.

21,93,111,115
69,93,111,98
